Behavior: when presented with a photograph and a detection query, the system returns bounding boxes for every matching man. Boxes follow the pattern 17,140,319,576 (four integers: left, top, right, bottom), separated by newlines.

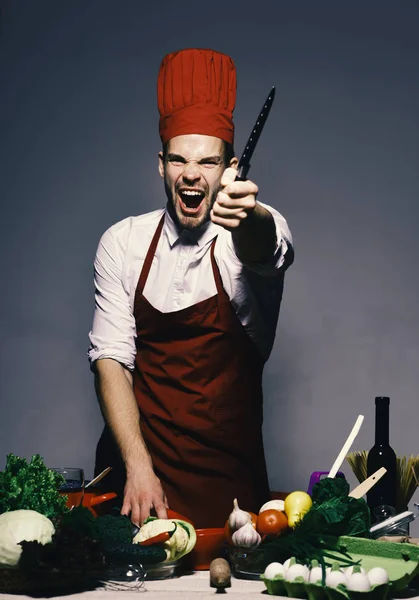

89,48,293,528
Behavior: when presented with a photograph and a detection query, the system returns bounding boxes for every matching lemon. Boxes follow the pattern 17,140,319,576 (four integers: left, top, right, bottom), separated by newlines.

284,491,313,528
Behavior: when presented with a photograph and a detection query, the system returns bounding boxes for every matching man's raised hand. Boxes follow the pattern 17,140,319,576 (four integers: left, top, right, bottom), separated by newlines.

211,167,258,231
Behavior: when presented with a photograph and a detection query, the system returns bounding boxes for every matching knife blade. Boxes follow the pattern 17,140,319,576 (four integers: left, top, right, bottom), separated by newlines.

235,86,276,181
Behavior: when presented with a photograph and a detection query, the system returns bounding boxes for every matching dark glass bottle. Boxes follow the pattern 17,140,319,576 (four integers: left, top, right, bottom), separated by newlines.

366,396,397,513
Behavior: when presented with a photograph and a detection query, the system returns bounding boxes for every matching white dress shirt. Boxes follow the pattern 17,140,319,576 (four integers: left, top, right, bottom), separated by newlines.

88,203,293,370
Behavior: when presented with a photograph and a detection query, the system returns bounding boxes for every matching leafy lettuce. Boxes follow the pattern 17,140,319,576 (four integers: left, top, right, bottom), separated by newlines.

0,454,68,519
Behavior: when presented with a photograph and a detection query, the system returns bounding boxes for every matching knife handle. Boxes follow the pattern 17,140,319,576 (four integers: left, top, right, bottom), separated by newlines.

235,164,250,181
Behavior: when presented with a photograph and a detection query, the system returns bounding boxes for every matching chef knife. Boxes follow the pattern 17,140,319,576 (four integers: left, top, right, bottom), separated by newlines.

235,86,276,181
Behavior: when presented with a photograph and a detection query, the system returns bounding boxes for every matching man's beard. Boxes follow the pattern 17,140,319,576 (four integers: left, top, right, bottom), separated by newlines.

164,179,219,231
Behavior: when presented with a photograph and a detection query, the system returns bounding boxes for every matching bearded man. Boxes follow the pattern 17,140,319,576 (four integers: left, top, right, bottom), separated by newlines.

88,48,293,528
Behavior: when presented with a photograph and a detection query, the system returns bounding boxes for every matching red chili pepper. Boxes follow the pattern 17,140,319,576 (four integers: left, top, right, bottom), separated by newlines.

139,531,170,546
138,523,177,546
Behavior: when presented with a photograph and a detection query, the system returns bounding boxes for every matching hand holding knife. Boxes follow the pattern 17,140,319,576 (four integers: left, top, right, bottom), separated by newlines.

211,86,276,233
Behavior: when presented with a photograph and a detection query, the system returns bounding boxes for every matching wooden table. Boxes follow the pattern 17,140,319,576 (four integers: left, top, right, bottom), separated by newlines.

2,571,419,599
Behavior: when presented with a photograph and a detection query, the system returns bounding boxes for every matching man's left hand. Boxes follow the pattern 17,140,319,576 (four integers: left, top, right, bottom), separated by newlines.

211,167,258,231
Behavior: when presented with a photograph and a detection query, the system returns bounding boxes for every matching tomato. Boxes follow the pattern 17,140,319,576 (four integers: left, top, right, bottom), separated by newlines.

224,511,258,545
256,509,288,536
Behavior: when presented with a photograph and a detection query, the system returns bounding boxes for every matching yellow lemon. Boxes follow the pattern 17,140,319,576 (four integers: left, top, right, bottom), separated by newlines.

284,491,313,528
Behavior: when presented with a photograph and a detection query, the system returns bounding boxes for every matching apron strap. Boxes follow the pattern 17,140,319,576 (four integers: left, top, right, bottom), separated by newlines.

210,237,231,305
136,213,165,297
136,212,230,306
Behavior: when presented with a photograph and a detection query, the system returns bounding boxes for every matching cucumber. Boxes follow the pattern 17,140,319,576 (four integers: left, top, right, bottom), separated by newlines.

101,541,167,565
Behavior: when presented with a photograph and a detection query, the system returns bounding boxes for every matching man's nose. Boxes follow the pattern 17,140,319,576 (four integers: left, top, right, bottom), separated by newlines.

182,161,201,182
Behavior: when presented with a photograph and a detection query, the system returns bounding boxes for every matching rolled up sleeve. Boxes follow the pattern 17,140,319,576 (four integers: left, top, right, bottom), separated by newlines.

264,202,294,272
88,226,136,371
226,202,294,277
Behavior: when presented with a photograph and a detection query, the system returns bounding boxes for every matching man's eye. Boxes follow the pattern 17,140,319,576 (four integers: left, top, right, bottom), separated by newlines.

170,160,185,167
201,161,219,168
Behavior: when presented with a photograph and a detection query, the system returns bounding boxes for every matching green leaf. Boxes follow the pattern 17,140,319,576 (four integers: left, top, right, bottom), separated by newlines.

255,477,370,569
312,478,350,505
0,453,68,519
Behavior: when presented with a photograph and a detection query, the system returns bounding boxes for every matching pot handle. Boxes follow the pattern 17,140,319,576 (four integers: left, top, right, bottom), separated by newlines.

307,471,345,496
90,492,117,506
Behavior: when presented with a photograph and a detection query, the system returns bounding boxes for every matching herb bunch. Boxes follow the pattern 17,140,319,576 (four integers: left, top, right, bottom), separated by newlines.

250,478,370,571
0,454,69,519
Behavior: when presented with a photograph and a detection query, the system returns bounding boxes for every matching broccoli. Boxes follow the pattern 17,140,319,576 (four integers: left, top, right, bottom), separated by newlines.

56,508,166,564
60,506,134,544
93,514,134,544
60,505,97,538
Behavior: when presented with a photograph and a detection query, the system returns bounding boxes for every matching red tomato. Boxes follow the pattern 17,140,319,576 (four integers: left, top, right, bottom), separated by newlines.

256,509,288,536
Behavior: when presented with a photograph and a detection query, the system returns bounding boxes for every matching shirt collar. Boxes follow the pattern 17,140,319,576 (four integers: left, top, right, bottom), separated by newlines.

163,207,219,248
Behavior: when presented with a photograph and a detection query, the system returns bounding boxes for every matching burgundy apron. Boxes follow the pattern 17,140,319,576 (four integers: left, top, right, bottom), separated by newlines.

95,213,270,527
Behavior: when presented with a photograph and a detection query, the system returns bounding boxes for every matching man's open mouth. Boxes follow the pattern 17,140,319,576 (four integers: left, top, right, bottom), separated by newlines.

178,189,206,214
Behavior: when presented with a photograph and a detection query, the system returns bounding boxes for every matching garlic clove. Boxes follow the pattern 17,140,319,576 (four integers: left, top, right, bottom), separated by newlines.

231,522,261,548
228,498,252,532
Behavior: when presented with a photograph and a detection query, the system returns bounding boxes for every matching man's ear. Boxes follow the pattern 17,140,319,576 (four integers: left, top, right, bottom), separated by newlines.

158,151,164,178
229,156,239,169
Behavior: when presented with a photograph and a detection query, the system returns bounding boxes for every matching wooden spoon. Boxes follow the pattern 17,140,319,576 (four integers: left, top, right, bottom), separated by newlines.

85,466,112,489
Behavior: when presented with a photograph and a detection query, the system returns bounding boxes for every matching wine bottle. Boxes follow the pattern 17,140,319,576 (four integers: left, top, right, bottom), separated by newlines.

366,396,397,512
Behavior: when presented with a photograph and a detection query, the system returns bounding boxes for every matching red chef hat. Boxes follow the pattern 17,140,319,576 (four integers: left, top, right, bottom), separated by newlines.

158,48,236,145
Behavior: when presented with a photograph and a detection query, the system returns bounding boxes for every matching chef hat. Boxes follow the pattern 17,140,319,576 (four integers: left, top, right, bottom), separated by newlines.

157,48,236,145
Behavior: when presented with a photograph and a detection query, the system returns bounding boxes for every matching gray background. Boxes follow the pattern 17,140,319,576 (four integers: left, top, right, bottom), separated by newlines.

1,0,418,533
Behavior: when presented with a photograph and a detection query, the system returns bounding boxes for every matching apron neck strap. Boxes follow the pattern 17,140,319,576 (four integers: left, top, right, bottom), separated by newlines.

210,237,230,304
138,212,229,304
137,213,165,296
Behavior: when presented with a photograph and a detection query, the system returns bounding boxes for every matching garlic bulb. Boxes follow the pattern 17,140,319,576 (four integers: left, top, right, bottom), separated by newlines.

231,522,261,548
228,498,251,531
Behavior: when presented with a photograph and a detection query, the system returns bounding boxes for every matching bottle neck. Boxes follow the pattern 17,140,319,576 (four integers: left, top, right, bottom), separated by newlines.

375,397,390,445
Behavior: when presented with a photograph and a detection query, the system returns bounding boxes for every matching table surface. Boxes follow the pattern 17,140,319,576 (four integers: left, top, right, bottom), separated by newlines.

1,571,419,600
